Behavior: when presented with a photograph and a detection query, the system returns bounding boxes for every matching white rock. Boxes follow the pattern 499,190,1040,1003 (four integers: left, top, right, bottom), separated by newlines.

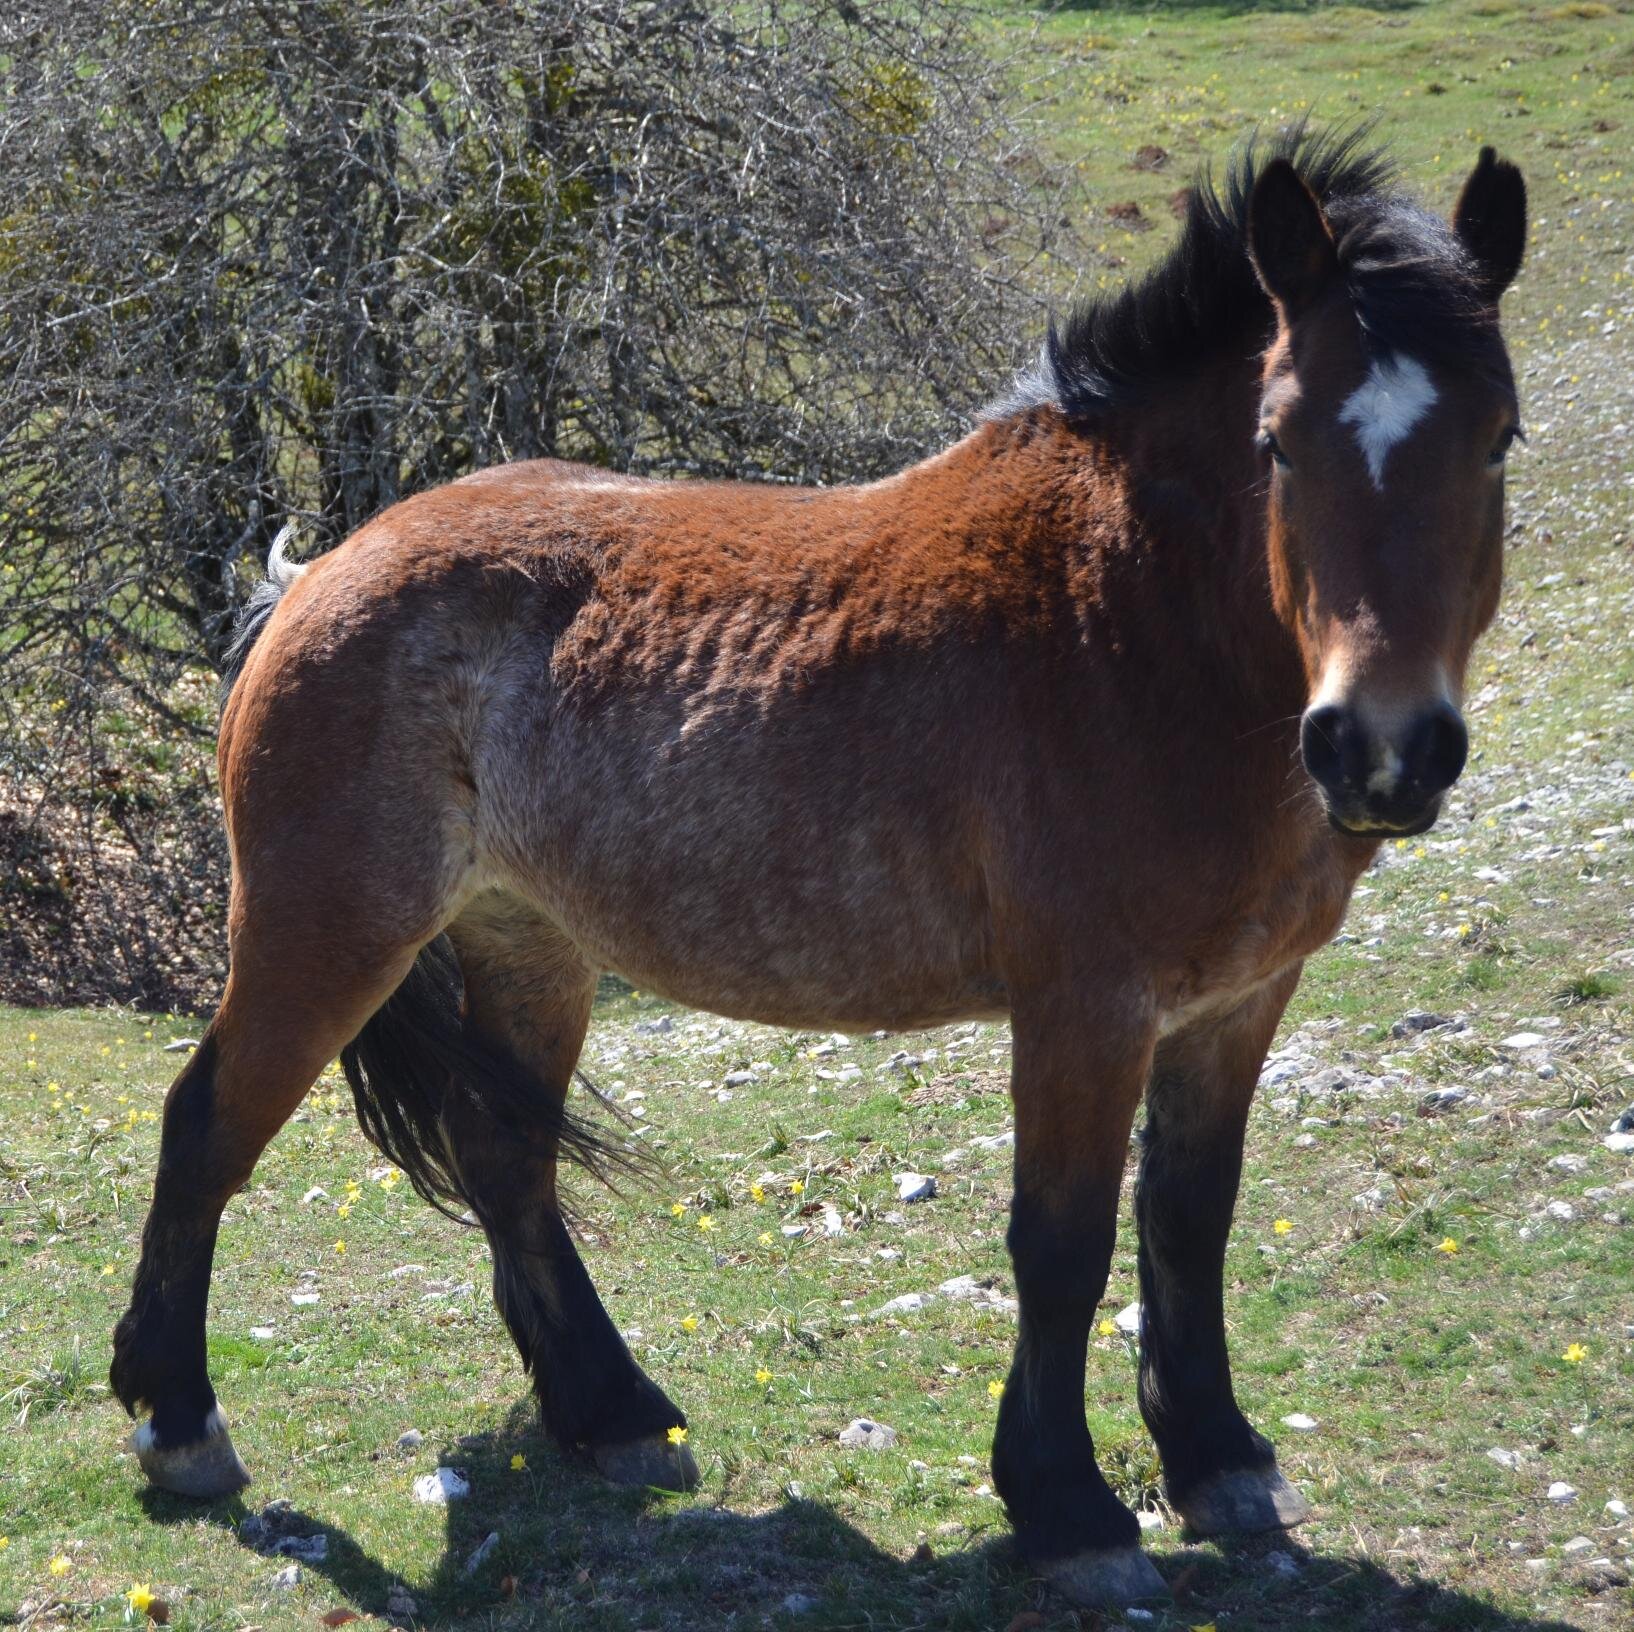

1281,1413,1319,1432
1113,1302,1142,1337
1605,1499,1628,1520
1563,1536,1593,1554
1486,1446,1522,1469
780,1223,806,1238
1136,1510,1164,1532
290,1291,320,1306
271,1564,301,1590
1265,1549,1299,1577
838,1418,897,1450
875,1292,935,1316
413,1467,470,1504
250,1326,276,1341
300,1187,329,1204
819,1202,844,1237
1548,1155,1589,1174
783,1593,819,1615
388,1264,427,1279
1548,1481,1578,1504
895,1172,937,1203
396,1429,423,1452
937,1275,1018,1314
874,1247,902,1262
1605,1132,1634,1154
969,1130,1014,1152
724,1070,754,1086
1501,1032,1546,1050
1545,1200,1575,1221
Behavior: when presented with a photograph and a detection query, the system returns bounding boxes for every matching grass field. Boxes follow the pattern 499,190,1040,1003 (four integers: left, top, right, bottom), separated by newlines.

4,2,1634,1629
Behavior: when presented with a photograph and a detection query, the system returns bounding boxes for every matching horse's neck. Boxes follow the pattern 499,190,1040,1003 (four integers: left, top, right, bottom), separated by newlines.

1017,361,1302,727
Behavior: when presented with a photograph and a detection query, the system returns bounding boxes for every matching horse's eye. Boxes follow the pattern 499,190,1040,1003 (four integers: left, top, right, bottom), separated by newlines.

1488,425,1524,466
1257,429,1290,469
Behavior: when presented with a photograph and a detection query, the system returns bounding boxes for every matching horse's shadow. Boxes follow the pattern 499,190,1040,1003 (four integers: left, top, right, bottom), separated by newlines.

137,1408,1587,1631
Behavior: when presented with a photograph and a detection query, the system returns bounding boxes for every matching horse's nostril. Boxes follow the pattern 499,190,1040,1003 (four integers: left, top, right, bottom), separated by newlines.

1404,702,1468,795
1300,703,1353,788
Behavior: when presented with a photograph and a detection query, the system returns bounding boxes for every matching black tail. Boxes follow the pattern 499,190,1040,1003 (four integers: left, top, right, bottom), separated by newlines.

339,937,645,1226
220,525,306,704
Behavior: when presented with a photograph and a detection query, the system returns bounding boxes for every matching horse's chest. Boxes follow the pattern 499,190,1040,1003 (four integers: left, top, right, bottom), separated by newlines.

1158,842,1357,1035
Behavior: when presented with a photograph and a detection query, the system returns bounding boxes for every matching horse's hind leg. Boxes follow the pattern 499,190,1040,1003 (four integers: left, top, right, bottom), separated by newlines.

111,943,417,1496
1137,968,1313,1535
429,898,695,1487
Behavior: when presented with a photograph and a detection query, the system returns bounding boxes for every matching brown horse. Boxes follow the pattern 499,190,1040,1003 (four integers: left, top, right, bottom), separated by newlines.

111,130,1525,1606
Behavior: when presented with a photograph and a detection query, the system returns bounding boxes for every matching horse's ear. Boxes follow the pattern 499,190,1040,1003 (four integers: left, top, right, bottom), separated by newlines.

1453,146,1526,304
1247,158,1339,321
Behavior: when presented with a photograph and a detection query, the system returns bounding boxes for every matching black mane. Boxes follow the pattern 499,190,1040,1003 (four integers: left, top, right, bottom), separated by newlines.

1005,125,1503,420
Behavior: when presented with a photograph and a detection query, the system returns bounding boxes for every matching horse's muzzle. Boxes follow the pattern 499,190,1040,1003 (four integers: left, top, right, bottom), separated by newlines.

1301,698,1468,837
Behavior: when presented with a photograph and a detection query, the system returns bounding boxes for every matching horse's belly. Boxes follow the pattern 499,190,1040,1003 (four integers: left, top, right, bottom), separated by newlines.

480,720,1006,1032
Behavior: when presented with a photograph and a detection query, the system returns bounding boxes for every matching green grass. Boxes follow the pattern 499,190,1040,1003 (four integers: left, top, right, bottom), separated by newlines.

5,1,1634,1628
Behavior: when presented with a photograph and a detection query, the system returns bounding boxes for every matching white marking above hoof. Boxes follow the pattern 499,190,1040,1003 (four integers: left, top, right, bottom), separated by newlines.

1338,353,1437,488
132,1408,251,1499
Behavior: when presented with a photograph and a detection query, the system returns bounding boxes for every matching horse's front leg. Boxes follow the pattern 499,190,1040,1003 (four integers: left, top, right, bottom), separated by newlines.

1136,967,1313,1534
991,988,1166,1607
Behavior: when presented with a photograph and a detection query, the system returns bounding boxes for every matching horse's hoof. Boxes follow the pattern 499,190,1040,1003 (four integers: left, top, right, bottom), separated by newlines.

1175,1465,1312,1536
592,1432,700,1492
132,1408,251,1499
1041,1545,1168,1607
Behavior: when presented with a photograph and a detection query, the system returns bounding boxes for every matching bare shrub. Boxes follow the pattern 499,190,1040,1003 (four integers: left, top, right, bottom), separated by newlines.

0,0,1068,1008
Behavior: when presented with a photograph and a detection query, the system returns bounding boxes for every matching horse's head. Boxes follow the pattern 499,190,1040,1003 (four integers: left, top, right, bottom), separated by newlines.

1248,149,1526,837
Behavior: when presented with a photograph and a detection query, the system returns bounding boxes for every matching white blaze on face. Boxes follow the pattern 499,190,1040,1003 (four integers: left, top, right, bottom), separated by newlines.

1338,353,1438,489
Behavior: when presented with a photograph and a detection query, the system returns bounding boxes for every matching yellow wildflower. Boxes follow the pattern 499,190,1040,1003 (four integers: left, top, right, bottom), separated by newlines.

1562,1343,1588,1365
510,1452,526,1471
671,1202,687,1218
127,1584,156,1615
697,1214,715,1233
1097,1319,1117,1337
680,1315,699,1333
1436,1238,1460,1255
333,1239,346,1255
755,1367,773,1386
1273,1219,1293,1236
379,1171,400,1191
789,1179,805,1196
667,1424,688,1446
336,1202,351,1220
987,1380,1005,1400
49,1554,71,1576
749,1183,766,1204
758,1231,774,1246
